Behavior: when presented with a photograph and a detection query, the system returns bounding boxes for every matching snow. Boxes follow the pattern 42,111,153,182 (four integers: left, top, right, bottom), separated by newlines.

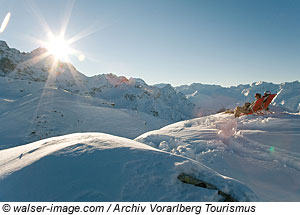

1,39,300,202
1,39,300,124
0,40,194,123
0,133,257,201
0,77,170,149
175,81,300,115
136,113,300,201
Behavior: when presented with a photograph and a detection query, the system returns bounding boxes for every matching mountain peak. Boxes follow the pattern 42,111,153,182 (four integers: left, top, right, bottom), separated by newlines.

0,40,9,50
30,47,48,56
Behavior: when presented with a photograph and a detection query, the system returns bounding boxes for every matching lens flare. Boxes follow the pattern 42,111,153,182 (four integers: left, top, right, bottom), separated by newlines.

78,54,85,62
0,12,11,33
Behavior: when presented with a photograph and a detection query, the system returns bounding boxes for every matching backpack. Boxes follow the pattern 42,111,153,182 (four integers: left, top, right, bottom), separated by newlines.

243,102,251,109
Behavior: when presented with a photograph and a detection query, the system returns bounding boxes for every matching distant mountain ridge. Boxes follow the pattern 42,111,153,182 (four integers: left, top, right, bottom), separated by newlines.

0,40,299,148
1,39,299,120
0,40,194,122
175,80,300,115
1,40,299,202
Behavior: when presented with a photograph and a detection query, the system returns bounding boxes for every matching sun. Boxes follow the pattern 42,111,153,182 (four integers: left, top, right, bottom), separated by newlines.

44,34,73,62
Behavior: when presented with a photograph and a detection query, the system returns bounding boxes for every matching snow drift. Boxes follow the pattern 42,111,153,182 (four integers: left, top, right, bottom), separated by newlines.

0,133,257,201
136,112,300,201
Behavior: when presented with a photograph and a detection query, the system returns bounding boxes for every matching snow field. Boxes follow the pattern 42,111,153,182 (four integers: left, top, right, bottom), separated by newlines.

0,133,257,201
136,113,300,201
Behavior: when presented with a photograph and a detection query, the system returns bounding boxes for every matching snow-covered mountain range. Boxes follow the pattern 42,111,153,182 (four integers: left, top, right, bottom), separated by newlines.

175,81,300,116
0,40,194,148
1,40,299,147
0,40,193,121
1,40,300,201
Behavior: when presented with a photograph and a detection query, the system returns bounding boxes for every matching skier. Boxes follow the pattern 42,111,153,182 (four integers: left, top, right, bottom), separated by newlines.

234,93,262,118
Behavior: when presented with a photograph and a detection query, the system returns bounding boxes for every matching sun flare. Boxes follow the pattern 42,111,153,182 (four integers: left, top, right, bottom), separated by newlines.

44,34,72,62
27,1,93,69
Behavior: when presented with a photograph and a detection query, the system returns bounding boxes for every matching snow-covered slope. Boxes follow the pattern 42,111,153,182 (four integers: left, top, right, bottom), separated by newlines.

0,77,171,149
136,113,300,201
0,40,195,148
1,39,300,202
0,133,257,201
0,40,194,122
2,39,299,123
1,40,299,149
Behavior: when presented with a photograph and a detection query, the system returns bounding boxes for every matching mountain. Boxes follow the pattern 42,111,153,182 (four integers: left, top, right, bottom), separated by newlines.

1,39,299,149
175,81,300,116
0,77,172,149
1,40,300,202
0,132,257,201
0,40,194,148
135,112,300,201
0,40,194,122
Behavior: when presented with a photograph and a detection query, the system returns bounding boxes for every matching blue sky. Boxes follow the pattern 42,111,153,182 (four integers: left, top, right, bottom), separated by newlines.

1,0,299,86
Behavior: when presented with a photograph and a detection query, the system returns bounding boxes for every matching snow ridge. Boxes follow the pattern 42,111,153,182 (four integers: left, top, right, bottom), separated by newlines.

0,132,258,201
